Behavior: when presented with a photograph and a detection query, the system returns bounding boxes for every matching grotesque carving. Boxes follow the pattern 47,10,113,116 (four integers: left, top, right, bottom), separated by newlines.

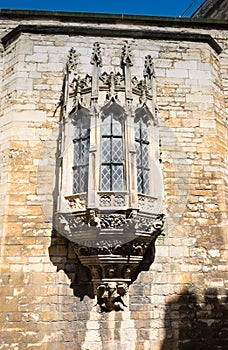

97,282,128,312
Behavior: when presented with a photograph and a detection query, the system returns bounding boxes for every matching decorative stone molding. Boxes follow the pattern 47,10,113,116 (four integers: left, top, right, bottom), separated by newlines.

65,193,87,211
98,192,127,207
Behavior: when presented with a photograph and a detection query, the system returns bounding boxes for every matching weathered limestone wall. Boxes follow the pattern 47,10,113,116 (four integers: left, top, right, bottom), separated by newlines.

0,13,227,350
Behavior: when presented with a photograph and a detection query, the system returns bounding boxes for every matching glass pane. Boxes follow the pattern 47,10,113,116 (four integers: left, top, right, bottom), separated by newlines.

101,165,111,191
81,115,90,137
81,139,89,164
142,144,149,167
112,117,122,136
74,123,80,139
136,142,141,166
73,168,80,193
143,170,150,194
137,168,143,193
135,119,140,140
74,141,80,165
102,138,111,162
141,120,148,141
112,165,123,191
102,115,111,135
112,138,122,162
80,166,88,192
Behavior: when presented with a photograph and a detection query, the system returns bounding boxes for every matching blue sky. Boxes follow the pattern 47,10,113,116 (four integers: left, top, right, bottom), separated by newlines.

0,0,205,17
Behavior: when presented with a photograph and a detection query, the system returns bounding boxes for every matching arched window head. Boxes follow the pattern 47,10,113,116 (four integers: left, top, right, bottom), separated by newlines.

135,107,151,195
72,108,90,194
101,102,125,192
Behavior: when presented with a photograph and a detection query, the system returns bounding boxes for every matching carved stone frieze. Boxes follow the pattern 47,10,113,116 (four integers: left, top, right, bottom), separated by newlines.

99,192,126,207
65,193,87,211
100,214,129,229
100,71,125,101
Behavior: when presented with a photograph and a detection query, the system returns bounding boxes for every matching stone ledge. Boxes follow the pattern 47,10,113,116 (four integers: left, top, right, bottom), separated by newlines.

1,24,223,54
0,9,227,30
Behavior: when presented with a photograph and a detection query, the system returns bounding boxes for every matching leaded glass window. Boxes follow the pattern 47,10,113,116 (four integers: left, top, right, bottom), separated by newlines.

135,114,150,194
101,112,123,191
72,111,90,193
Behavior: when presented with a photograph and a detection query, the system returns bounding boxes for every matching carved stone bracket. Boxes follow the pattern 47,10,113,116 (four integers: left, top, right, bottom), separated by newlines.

55,208,165,310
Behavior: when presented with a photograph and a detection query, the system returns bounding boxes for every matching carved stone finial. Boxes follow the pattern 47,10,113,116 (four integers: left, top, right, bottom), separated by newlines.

143,55,155,80
122,42,133,101
67,47,79,74
122,42,133,67
91,42,102,67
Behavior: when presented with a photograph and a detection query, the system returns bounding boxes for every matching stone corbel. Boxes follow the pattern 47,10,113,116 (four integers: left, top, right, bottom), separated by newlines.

55,208,165,311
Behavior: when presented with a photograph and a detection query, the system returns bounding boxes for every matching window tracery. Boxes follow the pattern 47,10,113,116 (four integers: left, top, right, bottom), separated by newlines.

101,103,124,191
135,112,150,194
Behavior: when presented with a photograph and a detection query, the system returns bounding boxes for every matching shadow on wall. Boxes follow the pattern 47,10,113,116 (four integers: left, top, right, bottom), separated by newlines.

48,228,157,302
49,230,95,300
161,288,228,350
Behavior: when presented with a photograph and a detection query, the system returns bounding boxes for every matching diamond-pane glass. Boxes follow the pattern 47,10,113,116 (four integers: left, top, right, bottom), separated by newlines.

137,168,143,193
101,166,111,191
102,115,111,135
81,139,89,164
143,170,150,194
112,139,122,162
74,142,80,164
141,121,148,141
112,165,123,191
135,114,150,194
136,142,141,166
135,120,140,140
80,166,88,193
112,118,122,136
73,168,80,193
74,125,80,139
81,116,90,138
102,138,111,162
73,112,90,193
142,144,149,167
101,110,124,191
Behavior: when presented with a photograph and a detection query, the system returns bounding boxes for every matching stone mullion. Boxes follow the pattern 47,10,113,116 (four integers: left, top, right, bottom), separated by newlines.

87,109,98,209
126,111,138,209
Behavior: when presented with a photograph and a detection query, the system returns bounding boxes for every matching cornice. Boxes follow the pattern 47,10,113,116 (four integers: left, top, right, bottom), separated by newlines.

1,24,223,54
0,9,227,28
